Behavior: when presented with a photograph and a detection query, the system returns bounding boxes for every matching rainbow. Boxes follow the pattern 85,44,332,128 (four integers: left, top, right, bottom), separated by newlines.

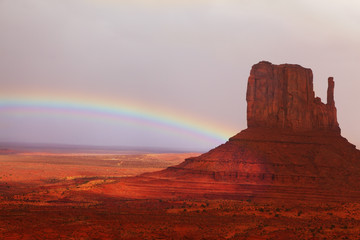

0,94,233,144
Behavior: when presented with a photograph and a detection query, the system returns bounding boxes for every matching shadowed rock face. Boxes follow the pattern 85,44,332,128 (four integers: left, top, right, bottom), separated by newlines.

246,61,340,133
143,61,360,200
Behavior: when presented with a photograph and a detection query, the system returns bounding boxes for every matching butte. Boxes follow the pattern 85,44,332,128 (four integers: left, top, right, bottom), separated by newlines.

102,61,360,201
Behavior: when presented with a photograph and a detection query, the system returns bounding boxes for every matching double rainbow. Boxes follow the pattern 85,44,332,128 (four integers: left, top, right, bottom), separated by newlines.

0,94,232,144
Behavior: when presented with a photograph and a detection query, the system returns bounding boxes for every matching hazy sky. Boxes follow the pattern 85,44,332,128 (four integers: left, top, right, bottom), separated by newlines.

1,0,360,151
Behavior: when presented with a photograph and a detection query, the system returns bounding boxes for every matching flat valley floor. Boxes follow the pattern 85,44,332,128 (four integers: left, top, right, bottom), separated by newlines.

1,151,360,239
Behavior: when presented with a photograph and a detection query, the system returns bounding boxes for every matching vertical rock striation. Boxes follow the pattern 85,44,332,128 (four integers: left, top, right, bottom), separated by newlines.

246,61,340,133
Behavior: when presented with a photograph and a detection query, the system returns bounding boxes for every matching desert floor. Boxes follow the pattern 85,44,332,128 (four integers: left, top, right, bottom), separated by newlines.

1,151,360,239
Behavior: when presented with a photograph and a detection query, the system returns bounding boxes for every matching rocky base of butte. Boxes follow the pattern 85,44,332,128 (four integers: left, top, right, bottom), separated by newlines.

135,61,360,201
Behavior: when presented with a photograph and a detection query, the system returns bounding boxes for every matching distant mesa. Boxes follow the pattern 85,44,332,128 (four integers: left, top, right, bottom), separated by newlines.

139,61,360,200
0,148,17,155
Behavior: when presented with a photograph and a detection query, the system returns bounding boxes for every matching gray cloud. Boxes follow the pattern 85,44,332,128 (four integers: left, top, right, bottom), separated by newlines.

1,0,359,150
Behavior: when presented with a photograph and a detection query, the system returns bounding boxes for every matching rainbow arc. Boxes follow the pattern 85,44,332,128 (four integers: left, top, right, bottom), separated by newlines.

0,95,232,144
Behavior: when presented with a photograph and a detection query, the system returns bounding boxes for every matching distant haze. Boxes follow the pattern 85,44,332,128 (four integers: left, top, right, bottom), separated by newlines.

1,0,359,151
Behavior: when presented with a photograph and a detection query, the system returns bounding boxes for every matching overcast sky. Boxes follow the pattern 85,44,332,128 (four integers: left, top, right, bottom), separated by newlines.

1,0,359,151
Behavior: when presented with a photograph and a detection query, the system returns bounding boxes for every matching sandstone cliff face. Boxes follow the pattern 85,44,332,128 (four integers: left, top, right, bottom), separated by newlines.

145,61,360,200
246,61,340,133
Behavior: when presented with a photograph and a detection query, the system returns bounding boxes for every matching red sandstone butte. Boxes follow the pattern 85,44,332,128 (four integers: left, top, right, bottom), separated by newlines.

110,61,360,201
246,61,339,133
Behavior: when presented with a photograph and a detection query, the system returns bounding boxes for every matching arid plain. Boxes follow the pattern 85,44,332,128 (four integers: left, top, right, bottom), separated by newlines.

1,148,360,239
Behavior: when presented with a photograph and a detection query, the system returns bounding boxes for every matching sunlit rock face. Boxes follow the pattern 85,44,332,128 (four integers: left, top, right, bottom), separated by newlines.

246,61,340,133
144,61,360,200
